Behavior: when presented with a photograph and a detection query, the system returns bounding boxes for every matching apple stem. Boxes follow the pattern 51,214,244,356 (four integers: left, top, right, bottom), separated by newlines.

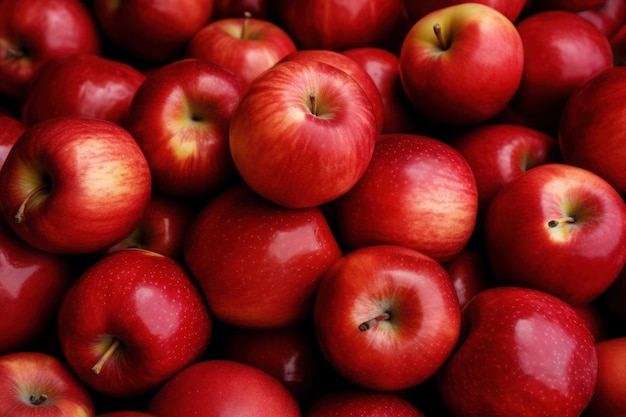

91,337,122,375
14,183,48,224
5,48,24,59
548,216,576,228
433,23,449,50
29,394,48,406
309,92,318,116
359,311,391,331
241,11,252,39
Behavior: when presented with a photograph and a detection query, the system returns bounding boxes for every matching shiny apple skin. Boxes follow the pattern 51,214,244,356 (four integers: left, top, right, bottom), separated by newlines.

438,286,598,417
585,337,626,416
404,0,527,23
578,0,626,37
306,390,426,417
442,248,493,309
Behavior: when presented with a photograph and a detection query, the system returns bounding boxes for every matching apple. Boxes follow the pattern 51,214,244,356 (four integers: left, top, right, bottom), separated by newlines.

399,3,524,125
0,222,73,354
228,59,377,209
510,10,613,133
127,58,247,198
0,112,25,169
92,0,213,63
332,133,478,264
274,0,405,51
57,248,213,398
184,183,343,329
584,337,626,416
437,286,598,417
578,0,626,37
306,389,426,417
280,49,385,134
404,0,527,23
186,13,297,85
314,244,461,391
0,351,95,416
20,53,146,127
0,0,101,101
484,163,626,307
442,248,493,309
0,116,152,254
147,360,302,416
558,66,626,196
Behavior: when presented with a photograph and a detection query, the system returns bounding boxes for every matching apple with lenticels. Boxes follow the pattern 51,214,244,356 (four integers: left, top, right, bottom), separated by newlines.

0,116,152,255
306,389,426,417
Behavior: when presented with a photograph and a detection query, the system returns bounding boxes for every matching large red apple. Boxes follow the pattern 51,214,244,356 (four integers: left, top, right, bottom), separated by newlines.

184,183,343,329
314,244,461,391
558,66,626,195
229,59,377,209
306,390,426,417
148,360,302,416
127,58,247,198
57,249,213,398
0,116,152,254
332,133,478,264
584,337,626,416
0,0,101,100
0,351,95,416
437,286,598,417
484,163,626,307
404,0,527,23
399,3,524,125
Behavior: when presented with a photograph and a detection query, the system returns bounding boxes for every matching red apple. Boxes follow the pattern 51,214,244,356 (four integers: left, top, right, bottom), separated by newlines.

0,116,152,254
57,248,213,398
578,0,626,37
184,183,343,329
0,0,101,101
484,163,626,307
93,0,213,63
127,58,247,198
0,351,95,416
0,112,25,169
314,244,461,391
332,133,478,264
584,337,626,416
148,360,302,416
186,13,297,85
511,10,613,133
228,59,377,209
442,248,493,309
437,286,598,417
399,3,524,125
0,222,73,354
558,66,626,195
306,390,426,417
404,0,527,23
274,0,405,51
20,53,146,127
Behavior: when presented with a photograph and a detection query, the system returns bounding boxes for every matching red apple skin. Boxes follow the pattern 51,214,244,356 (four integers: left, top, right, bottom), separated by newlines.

186,15,297,85
0,0,101,101
93,0,213,63
0,116,152,254
0,112,25,169
484,163,626,307
511,10,613,133
57,249,213,398
97,413,157,417
148,360,302,417
211,0,272,20
332,134,478,264
558,66,626,196
0,222,73,354
21,53,146,127
578,0,626,37
438,286,598,417
281,49,385,134
229,59,377,209
0,351,95,416
399,3,525,125
274,0,405,51
442,248,493,309
127,58,247,198
404,0,527,23
184,183,343,329
305,390,426,417
584,337,626,416
314,245,461,392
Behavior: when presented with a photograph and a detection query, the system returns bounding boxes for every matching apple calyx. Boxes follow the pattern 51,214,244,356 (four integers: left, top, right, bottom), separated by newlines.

91,337,122,375
359,311,391,331
14,182,49,224
433,23,449,50
548,216,576,228
29,393,49,406
241,11,252,39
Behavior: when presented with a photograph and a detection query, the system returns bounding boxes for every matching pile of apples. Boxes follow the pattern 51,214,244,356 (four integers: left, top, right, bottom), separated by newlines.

3,0,626,416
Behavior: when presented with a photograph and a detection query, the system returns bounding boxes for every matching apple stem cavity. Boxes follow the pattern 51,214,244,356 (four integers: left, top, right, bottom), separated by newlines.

433,23,449,50
309,92,318,116
29,394,48,406
548,216,576,228
14,183,49,224
5,48,25,59
359,311,391,331
91,337,122,375
241,11,252,39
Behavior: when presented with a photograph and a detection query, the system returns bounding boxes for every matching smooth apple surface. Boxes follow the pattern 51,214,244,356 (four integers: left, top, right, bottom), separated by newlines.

437,286,598,417
484,163,626,307
578,0,626,37
442,248,493,309
0,116,152,254
306,390,426,417
332,133,478,263
229,59,377,209
585,337,626,416
404,0,527,23
314,245,461,391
